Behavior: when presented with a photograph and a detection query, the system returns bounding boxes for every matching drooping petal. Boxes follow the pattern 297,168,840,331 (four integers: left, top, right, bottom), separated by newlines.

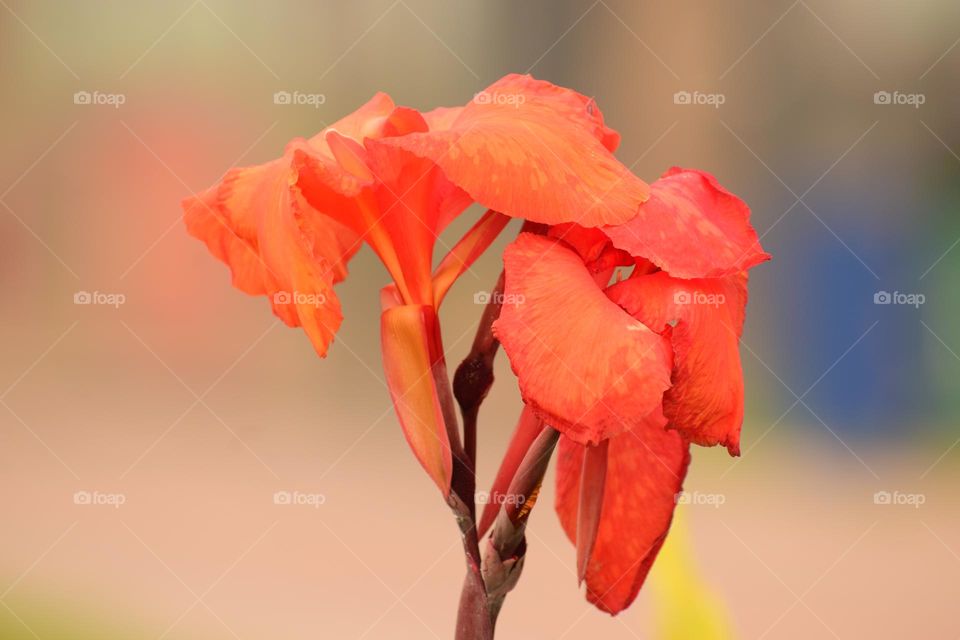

607,271,748,454
604,168,770,279
183,153,359,357
374,74,649,227
380,304,453,495
493,233,672,445
556,409,691,614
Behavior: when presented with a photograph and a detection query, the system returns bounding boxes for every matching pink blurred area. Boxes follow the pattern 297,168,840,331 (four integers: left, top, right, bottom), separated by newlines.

2,1,960,638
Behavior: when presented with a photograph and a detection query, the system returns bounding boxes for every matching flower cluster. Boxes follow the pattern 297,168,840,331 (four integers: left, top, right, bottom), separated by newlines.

184,73,768,626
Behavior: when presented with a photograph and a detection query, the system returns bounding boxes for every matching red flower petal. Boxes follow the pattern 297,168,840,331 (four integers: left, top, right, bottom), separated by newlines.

607,271,748,454
374,74,649,226
604,168,770,278
183,154,359,357
556,409,690,614
547,223,615,265
493,233,672,445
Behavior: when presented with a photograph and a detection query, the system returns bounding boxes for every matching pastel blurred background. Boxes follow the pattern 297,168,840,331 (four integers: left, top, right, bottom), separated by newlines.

1,1,958,638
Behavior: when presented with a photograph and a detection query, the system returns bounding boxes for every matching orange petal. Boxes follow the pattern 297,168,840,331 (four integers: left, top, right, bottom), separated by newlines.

547,223,634,282
604,168,771,278
295,138,471,306
493,233,672,445
374,74,649,227
183,154,359,357
421,106,464,132
556,410,691,614
380,304,453,495
306,92,397,155
608,271,748,454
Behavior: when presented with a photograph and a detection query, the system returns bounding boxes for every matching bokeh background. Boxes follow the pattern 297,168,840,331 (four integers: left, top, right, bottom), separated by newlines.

1,1,959,638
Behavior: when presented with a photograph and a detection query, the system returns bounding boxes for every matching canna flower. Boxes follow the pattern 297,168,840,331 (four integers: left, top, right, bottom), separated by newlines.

493,161,769,612
183,74,652,497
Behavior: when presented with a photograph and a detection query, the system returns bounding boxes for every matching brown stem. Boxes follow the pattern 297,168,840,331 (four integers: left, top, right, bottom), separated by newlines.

451,224,547,637
430,324,493,640
449,491,494,640
447,271,507,638
454,271,505,475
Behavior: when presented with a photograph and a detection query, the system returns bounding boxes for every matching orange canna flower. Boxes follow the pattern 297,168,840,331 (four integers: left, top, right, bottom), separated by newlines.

183,74,652,497
186,73,771,635
492,166,769,613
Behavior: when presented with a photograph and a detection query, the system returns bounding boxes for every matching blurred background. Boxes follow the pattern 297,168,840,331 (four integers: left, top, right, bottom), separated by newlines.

1,1,959,638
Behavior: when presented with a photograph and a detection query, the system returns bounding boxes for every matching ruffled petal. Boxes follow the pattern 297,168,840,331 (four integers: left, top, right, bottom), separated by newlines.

493,233,672,445
183,154,359,357
306,92,397,155
604,168,770,278
556,409,691,614
421,106,464,132
374,74,649,227
607,271,748,454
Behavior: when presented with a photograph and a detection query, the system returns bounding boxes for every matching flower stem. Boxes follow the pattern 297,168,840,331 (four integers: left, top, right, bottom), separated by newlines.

429,322,491,639
447,271,506,638
454,271,505,474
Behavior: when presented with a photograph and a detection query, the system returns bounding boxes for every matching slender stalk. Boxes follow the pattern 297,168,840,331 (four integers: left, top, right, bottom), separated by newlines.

429,321,491,639
445,272,505,639
454,271,505,474
449,223,549,638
